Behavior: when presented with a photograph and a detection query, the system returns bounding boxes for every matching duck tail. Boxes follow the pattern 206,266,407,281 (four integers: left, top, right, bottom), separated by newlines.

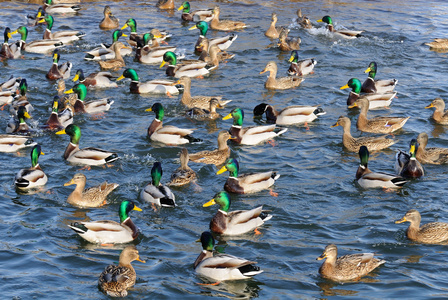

105,153,120,163
238,264,263,277
271,172,280,181
313,107,326,116
185,135,202,144
275,128,288,136
68,222,88,234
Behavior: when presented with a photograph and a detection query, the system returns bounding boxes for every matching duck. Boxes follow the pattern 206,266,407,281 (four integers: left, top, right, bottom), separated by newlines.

210,6,247,31
356,146,407,189
295,9,312,29
5,28,25,59
316,16,363,39
1,27,14,59
46,49,72,80
120,18,144,47
189,21,238,54
217,158,280,194
331,116,396,152
253,103,325,126
177,76,230,109
39,15,85,44
57,79,77,109
425,97,448,124
14,144,47,190
167,148,197,186
223,107,288,145
265,13,280,39
341,78,396,109
134,33,178,65
10,79,33,116
317,244,385,282
117,68,179,95
56,124,119,166
84,30,130,61
68,200,141,244
178,1,213,22
44,96,73,130
0,75,21,91
43,0,81,14
6,106,31,134
0,90,15,108
260,61,304,90
186,98,222,121
160,51,212,78
98,246,145,298
98,42,129,71
140,161,176,207
288,50,316,76
197,38,235,65
416,132,448,164
395,139,424,178
0,134,36,153
72,69,117,88
99,6,119,30
64,83,114,114
11,25,63,54
194,231,263,281
395,209,448,244
27,7,45,27
157,0,175,10
362,62,397,94
189,130,232,165
277,27,301,51
425,39,448,50
348,97,409,134
64,173,119,208
146,102,198,145
203,191,272,235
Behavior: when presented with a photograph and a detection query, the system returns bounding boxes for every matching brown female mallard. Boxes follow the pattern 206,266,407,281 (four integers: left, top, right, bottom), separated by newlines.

99,6,119,30
198,38,234,65
260,61,304,90
210,6,247,31
265,12,280,39
186,98,222,121
277,27,300,51
167,148,197,186
296,9,312,29
416,132,448,164
177,76,231,109
189,130,232,165
98,42,130,71
157,0,174,10
425,97,448,125
425,39,448,50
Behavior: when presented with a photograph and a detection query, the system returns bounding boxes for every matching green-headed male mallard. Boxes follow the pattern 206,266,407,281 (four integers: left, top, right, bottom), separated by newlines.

140,161,176,207
178,1,213,22
117,68,180,95
253,103,325,126
65,83,114,114
189,21,237,54
395,139,424,178
160,51,212,78
341,78,396,109
120,18,143,47
316,16,363,39
6,106,31,134
44,96,73,130
288,50,316,76
362,62,397,94
0,27,14,59
46,49,72,80
14,144,47,190
11,25,63,54
39,15,85,44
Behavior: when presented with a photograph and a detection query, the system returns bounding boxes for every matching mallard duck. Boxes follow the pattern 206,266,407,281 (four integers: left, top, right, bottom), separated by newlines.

65,83,114,114
11,25,63,54
203,191,272,235
210,6,247,31
120,18,144,47
189,21,237,53
39,15,85,44
98,42,129,71
149,28,172,44
134,33,178,65
265,13,280,39
223,107,288,145
277,27,301,51
177,76,230,109
341,78,396,109
4,27,25,59
189,130,232,165
0,134,36,153
160,51,212,78
14,144,47,190
44,96,73,130
288,50,316,76
98,246,145,297
217,158,280,194
6,106,31,134
167,148,197,186
99,6,119,30
117,68,179,95
178,1,213,22
0,90,15,108
10,79,33,116
395,139,424,178
72,69,117,88
43,0,81,14
140,161,176,207
331,116,395,152
146,102,198,145
64,173,119,208
198,38,235,64
356,146,407,189
56,124,119,166
57,79,77,110
186,98,221,121
27,7,45,27
1,27,14,59
395,209,448,244
316,16,363,39
0,75,21,91
317,244,385,282
260,61,304,90
194,231,263,281
46,49,72,80
362,62,397,94
295,9,312,29
253,103,325,126
157,0,174,10
425,39,448,50
84,30,130,61
425,97,448,125
68,200,141,244
416,132,448,164
349,97,409,134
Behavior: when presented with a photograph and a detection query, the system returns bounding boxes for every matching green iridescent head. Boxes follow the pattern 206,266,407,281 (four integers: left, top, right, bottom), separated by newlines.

30,144,43,168
358,145,369,168
203,191,231,212
192,21,208,36
179,1,191,13
200,231,215,251
66,83,87,101
18,79,27,96
119,200,142,223
112,29,125,43
365,62,378,79
117,68,139,82
223,107,244,126
289,50,299,63
317,15,332,25
142,33,154,46
15,26,28,41
217,158,239,177
151,162,163,186
44,0,54,5
121,18,137,32
146,102,165,121
40,15,54,30
341,78,362,94
161,51,177,67
56,124,81,144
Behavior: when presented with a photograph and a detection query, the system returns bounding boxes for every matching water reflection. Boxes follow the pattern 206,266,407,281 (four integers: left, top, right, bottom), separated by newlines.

197,278,262,299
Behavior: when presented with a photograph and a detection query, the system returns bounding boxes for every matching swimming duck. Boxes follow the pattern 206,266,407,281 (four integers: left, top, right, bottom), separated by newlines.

425,39,448,50
210,6,247,31
98,42,129,71
27,7,45,27
223,107,288,145
362,62,397,94
189,21,237,54
277,27,301,51
167,148,197,186
146,102,198,145
178,1,213,22
46,49,72,80
416,132,448,164
0,75,21,91
85,30,130,61
217,158,280,194
316,16,363,39
194,231,263,281
395,139,424,178
265,13,280,39
6,106,31,134
160,51,212,78
43,0,81,14
56,124,119,166
44,96,73,130
260,61,304,90
253,103,325,126
341,78,396,109
157,0,174,10
117,68,179,95
140,161,176,207
203,191,272,235
64,173,119,208
186,98,221,121
189,130,232,165
14,144,47,190
348,97,409,134
0,134,36,153
120,18,144,47
11,25,63,54
72,69,117,88
1,27,14,59
356,146,407,189
331,116,395,152
395,209,448,244
317,244,385,282
197,38,235,65
39,15,85,44
134,33,178,65
295,9,312,29
425,97,448,125
98,246,145,297
177,76,230,109
65,83,114,114
10,79,33,116
68,200,141,244
99,6,119,30
288,50,316,76
57,79,77,109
